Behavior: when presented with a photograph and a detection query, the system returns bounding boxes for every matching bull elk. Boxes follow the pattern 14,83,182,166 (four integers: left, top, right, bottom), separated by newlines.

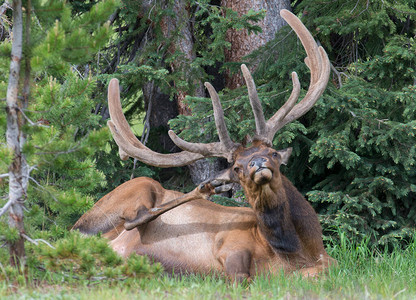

73,9,336,282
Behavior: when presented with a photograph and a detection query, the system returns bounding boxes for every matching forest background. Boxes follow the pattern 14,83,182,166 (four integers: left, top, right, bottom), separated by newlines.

0,0,415,289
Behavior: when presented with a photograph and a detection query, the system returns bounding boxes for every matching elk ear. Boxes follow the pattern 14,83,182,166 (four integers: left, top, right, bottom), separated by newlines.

277,147,293,166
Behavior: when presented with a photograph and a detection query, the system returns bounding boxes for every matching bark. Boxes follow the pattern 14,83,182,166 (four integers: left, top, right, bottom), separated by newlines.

142,82,178,151
188,158,228,184
159,0,205,116
157,0,220,184
6,0,25,266
221,0,291,89
21,0,30,193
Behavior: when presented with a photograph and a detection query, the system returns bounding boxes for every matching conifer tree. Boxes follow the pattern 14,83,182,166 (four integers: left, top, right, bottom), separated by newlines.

4,0,25,266
95,1,267,186
294,0,416,245
0,0,117,265
169,1,416,246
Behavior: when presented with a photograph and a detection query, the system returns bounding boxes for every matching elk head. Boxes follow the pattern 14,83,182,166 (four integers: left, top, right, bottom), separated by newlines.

224,142,291,209
107,9,330,205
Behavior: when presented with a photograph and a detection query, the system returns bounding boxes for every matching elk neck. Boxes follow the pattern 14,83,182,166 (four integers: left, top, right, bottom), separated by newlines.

245,172,301,254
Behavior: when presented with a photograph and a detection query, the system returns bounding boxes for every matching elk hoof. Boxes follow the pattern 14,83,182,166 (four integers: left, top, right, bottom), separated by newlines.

210,179,225,187
198,183,215,195
214,183,233,194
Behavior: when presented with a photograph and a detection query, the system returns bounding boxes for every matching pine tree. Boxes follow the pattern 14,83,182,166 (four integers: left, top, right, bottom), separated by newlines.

293,0,416,245
169,0,416,246
95,0,266,187
0,0,118,265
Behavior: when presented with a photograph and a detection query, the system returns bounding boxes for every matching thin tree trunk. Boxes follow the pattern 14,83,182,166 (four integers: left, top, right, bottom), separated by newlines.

6,0,25,266
21,0,31,192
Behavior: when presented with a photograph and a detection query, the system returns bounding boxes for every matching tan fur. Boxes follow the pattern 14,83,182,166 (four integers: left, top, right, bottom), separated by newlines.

73,144,336,282
73,10,335,281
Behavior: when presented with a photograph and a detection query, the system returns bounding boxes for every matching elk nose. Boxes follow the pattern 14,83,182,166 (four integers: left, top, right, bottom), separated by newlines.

249,157,267,168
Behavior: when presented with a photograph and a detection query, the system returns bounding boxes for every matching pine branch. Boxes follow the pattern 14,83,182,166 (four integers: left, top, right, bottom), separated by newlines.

21,233,56,249
19,107,49,127
28,176,59,203
0,199,13,217
330,63,343,89
0,0,11,15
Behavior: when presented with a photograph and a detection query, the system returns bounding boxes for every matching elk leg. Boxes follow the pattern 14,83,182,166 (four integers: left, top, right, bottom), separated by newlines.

298,254,336,278
124,182,229,230
223,250,252,284
124,192,201,230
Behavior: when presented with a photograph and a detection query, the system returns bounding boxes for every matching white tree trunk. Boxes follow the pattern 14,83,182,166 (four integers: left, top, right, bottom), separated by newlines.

6,0,25,266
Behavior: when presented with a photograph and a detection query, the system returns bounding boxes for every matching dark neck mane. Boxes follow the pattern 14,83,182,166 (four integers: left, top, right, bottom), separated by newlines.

252,183,301,254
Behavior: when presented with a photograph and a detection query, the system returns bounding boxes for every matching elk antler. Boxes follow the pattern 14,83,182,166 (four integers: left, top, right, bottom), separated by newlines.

107,9,330,167
108,79,203,167
242,9,330,145
107,78,239,166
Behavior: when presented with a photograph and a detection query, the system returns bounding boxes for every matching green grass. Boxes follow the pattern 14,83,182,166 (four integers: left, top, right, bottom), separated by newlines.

2,235,416,299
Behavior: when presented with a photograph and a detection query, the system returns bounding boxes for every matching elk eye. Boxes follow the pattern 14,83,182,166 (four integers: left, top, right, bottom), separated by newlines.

233,167,240,174
272,152,279,158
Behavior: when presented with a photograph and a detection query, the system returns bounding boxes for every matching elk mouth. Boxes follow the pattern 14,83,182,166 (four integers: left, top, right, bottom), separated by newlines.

253,167,273,185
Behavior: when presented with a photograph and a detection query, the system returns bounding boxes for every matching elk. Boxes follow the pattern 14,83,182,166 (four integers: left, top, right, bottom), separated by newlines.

73,9,336,282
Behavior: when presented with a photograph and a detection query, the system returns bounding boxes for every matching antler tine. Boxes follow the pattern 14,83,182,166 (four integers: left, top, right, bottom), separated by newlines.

108,78,205,167
262,9,330,142
107,79,144,152
108,78,239,166
167,83,239,162
168,131,235,162
241,64,267,137
204,82,238,150
280,47,329,122
265,71,301,139
108,120,204,167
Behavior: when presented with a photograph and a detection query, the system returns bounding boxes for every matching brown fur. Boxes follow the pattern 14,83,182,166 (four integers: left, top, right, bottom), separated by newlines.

73,142,336,282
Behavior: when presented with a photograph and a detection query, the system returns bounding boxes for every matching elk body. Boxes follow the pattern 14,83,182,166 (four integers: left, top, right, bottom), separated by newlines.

73,10,336,281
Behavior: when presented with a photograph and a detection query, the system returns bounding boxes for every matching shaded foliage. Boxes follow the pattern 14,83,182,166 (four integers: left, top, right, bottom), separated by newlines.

94,0,265,190
171,0,416,246
0,0,117,247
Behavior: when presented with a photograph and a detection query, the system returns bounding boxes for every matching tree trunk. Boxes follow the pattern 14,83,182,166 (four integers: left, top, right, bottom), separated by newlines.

158,0,220,184
137,1,292,184
6,0,25,266
142,82,179,151
221,0,291,89
21,0,31,193
160,0,205,116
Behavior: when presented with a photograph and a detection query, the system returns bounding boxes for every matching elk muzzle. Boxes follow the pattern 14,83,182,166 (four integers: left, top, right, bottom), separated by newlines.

249,157,273,185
